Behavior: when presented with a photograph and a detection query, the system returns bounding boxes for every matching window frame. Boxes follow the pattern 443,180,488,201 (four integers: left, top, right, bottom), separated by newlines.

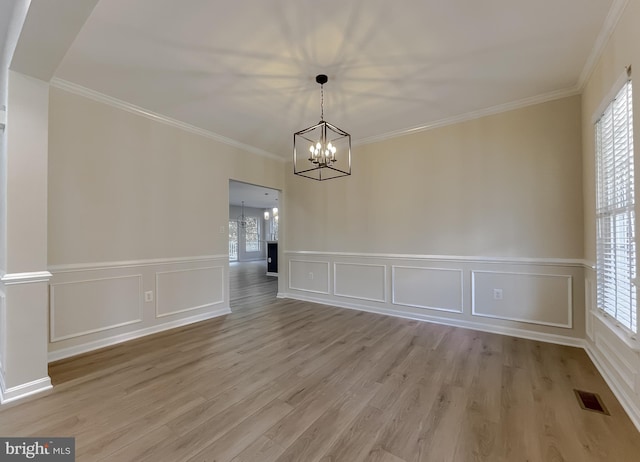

594,75,637,336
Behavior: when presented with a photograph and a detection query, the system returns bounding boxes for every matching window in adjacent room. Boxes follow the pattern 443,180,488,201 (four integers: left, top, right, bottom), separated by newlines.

595,74,636,333
245,217,261,252
229,220,238,261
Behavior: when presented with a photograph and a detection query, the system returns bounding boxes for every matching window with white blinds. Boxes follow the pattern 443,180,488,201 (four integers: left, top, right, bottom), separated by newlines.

596,79,636,333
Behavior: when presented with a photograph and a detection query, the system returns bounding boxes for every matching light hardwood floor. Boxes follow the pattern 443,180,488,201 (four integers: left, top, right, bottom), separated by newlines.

1,262,639,461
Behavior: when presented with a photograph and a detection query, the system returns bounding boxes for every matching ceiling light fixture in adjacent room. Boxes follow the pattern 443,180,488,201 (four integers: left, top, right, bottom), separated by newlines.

237,201,248,229
294,74,351,181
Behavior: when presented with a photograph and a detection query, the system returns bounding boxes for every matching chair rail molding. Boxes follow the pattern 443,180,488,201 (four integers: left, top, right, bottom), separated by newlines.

1,271,52,285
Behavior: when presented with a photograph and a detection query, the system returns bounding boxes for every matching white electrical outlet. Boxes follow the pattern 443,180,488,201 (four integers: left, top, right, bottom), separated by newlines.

493,289,503,300
144,291,154,302
219,226,226,234
308,272,314,280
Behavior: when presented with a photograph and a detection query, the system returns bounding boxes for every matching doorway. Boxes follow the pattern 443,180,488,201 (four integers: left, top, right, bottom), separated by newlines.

228,180,280,310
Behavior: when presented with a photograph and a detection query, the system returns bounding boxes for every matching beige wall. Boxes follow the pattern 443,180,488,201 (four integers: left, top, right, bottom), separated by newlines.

582,0,640,264
281,95,586,346
46,87,284,361
48,87,284,265
286,95,583,259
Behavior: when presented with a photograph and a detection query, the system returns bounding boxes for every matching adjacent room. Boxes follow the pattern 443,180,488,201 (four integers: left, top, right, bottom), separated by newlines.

1,0,640,460
228,180,280,310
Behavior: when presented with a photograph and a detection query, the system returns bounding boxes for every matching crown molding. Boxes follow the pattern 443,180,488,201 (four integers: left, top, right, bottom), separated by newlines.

577,0,630,90
355,86,580,147
49,78,286,163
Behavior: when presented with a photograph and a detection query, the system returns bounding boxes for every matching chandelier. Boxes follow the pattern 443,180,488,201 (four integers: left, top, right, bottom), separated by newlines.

294,74,351,180
237,201,247,229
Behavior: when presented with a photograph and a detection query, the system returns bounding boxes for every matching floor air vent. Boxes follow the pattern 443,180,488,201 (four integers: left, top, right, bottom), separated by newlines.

574,389,609,415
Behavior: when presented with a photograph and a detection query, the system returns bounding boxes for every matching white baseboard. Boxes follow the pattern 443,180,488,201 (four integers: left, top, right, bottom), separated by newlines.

0,374,52,404
279,292,584,348
584,343,640,432
48,307,231,362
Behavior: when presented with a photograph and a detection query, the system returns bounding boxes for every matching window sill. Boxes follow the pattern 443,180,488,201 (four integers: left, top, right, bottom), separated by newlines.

591,310,640,352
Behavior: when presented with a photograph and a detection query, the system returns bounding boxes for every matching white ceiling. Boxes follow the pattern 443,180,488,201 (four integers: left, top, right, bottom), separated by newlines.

9,1,619,158
229,181,279,209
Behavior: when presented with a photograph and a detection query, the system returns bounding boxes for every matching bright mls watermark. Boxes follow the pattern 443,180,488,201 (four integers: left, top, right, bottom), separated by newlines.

0,438,74,461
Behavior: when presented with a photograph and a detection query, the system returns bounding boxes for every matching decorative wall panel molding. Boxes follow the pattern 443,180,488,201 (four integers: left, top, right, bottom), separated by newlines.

155,266,224,318
48,256,230,360
585,278,595,341
334,263,386,302
471,270,572,328
284,251,582,341
392,266,463,313
50,275,143,342
289,260,330,294
594,331,638,392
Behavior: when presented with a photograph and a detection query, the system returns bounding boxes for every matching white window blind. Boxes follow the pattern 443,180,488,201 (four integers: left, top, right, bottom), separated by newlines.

596,79,636,333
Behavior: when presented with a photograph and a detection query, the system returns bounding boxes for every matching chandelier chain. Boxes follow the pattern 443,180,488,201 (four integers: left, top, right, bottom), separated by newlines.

320,84,324,121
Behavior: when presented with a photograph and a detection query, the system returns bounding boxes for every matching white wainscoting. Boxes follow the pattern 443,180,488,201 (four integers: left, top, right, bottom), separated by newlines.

583,263,640,431
282,251,585,347
289,260,330,294
471,271,572,328
47,255,230,361
585,278,595,341
594,330,637,392
392,266,463,313
334,263,386,303
50,275,143,342
156,266,224,318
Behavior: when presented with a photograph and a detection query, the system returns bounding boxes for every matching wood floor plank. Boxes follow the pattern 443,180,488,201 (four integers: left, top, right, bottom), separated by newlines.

272,381,381,462
1,261,639,461
77,393,207,460
363,447,408,462
185,398,293,462
318,405,386,462
500,364,542,461
230,436,285,462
